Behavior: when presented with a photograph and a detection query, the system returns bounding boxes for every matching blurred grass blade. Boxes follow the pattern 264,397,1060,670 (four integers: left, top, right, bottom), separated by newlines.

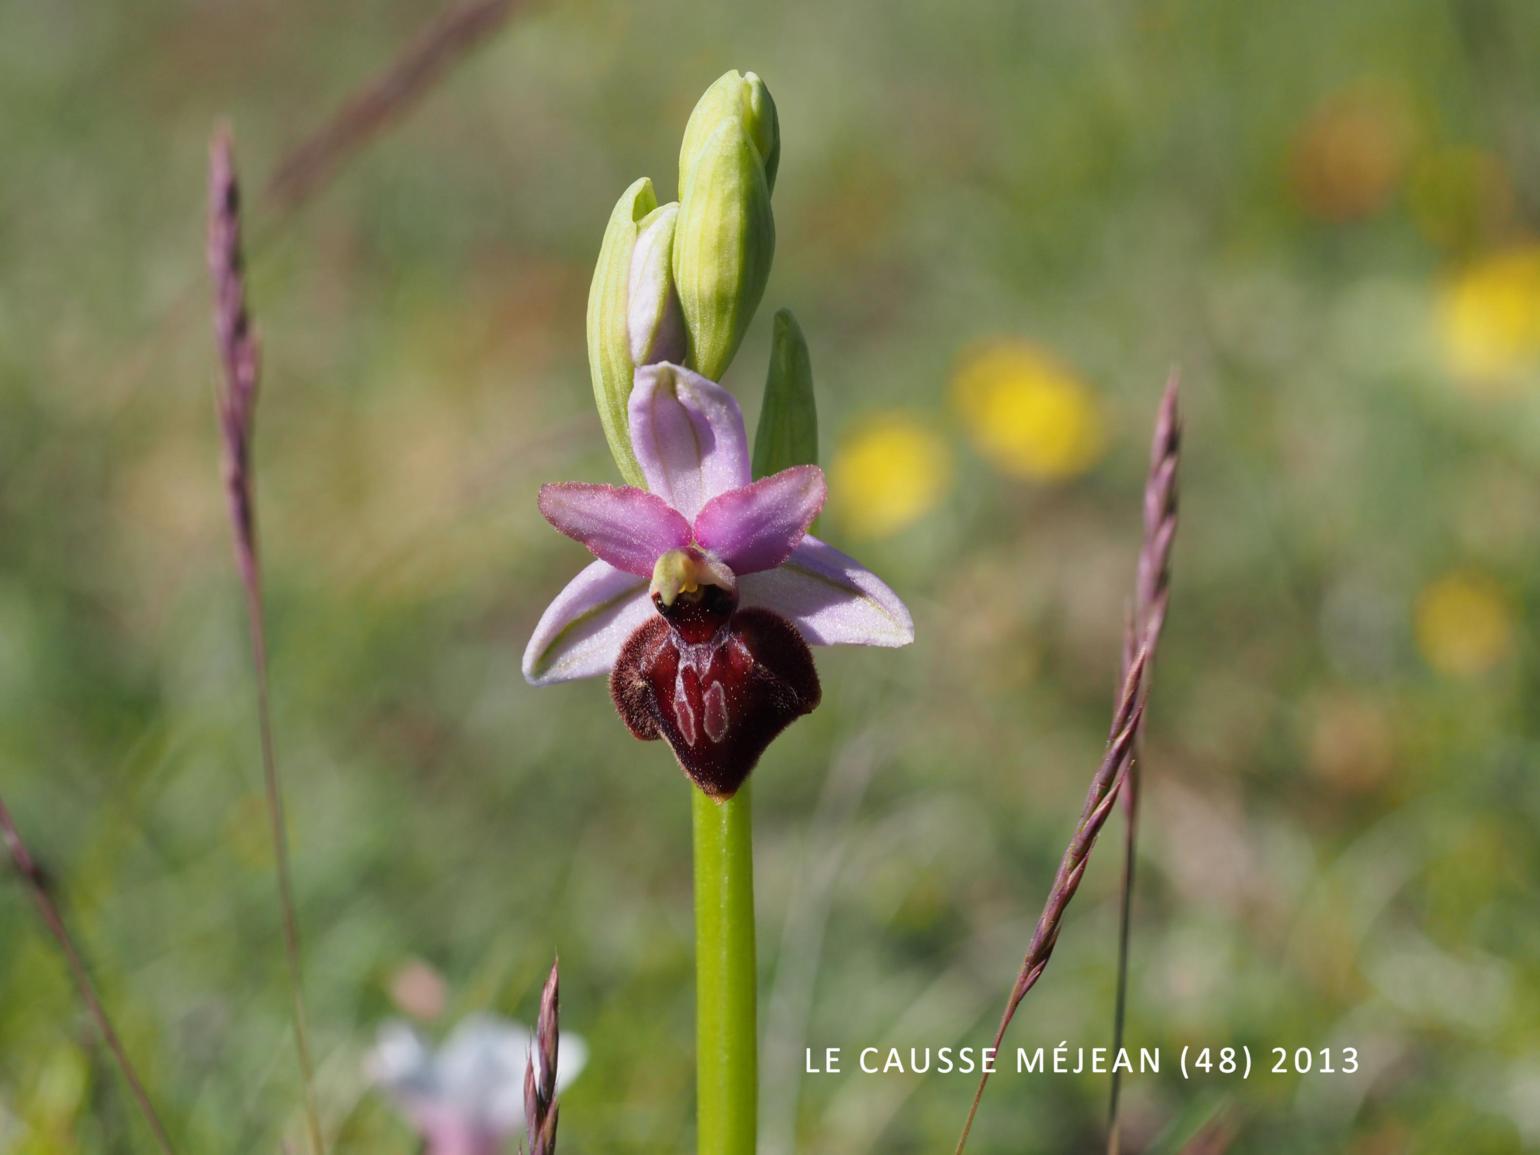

264,0,520,212
0,797,178,1155
1143,1096,1235,1155
752,308,818,478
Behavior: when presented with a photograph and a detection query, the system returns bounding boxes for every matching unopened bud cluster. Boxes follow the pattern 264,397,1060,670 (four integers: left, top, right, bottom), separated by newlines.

587,71,783,485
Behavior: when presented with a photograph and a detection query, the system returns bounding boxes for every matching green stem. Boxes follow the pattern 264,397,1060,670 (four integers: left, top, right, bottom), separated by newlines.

693,785,758,1155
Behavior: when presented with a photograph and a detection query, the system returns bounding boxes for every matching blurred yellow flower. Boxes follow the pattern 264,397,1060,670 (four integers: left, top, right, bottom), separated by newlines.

829,412,951,538
1438,244,1540,391
1414,571,1514,677
952,342,1104,481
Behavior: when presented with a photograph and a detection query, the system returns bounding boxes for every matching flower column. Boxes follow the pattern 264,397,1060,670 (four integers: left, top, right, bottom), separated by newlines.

522,71,913,1154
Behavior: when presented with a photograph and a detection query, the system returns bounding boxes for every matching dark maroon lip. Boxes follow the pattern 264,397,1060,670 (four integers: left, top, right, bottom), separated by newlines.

610,607,821,798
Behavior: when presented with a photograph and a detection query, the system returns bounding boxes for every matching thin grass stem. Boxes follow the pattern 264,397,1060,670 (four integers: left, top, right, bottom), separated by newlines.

0,796,177,1155
952,653,1147,1154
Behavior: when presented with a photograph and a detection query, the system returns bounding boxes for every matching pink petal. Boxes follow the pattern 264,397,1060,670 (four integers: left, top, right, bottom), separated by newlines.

538,483,691,576
523,560,654,685
628,363,751,519
737,535,914,647
693,466,826,575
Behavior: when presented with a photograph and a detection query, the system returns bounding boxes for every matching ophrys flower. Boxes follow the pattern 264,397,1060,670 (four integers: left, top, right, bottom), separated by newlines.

523,362,912,797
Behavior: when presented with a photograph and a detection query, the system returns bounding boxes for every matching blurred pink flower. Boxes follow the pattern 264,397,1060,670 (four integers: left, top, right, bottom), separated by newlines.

368,1014,587,1155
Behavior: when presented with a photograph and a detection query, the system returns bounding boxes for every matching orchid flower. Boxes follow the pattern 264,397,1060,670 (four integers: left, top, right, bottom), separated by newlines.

522,361,912,797
368,1014,588,1155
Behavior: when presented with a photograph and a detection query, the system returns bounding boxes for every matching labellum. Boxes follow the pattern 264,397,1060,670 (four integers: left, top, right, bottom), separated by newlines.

611,549,820,798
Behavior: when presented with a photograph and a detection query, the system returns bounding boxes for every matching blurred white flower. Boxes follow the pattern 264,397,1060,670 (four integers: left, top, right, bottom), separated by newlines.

367,1014,588,1155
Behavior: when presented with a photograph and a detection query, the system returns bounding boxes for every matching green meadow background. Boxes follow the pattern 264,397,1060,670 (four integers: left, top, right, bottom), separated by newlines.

3,1,1540,1151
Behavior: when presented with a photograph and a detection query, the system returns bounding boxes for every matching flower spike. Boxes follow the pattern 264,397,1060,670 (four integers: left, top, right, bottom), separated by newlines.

528,71,910,798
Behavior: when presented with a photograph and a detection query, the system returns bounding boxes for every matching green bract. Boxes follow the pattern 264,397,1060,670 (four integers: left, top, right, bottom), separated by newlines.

587,177,658,487
752,308,818,478
673,71,779,383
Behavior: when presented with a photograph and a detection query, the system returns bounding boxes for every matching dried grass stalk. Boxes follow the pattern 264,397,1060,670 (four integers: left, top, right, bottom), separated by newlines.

954,377,1182,1154
1108,373,1181,1153
524,958,561,1155
208,127,325,1155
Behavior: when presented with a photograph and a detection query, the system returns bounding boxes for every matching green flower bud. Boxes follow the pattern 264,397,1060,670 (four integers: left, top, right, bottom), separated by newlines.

673,71,779,383
752,308,818,478
587,178,687,486
679,70,779,193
